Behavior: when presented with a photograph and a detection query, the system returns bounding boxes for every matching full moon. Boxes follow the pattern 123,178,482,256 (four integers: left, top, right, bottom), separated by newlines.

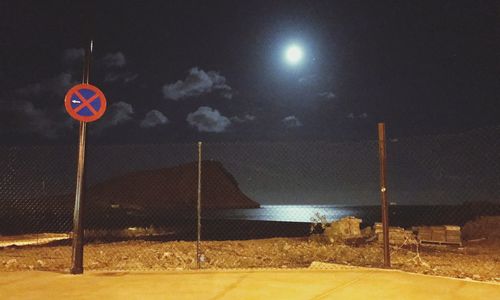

285,45,304,65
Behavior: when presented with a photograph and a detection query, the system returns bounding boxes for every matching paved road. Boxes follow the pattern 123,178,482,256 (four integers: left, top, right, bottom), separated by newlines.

1,268,499,299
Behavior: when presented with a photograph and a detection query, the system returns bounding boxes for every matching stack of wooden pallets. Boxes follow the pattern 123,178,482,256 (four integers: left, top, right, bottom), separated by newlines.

417,225,462,246
444,225,462,244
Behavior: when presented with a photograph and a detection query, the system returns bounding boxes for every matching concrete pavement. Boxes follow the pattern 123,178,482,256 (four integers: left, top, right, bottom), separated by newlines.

1,268,499,299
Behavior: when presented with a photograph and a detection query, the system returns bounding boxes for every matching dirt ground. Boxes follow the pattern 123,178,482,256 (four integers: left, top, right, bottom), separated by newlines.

1,236,499,282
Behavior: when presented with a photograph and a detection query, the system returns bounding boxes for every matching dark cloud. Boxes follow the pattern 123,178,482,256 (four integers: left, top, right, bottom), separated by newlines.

347,112,368,119
282,115,303,128
104,71,138,83
231,114,256,123
4,70,77,139
62,48,84,65
140,109,169,128
101,51,137,83
318,92,335,100
13,101,73,139
162,67,232,100
93,101,134,133
298,74,319,86
186,106,231,133
3,49,136,139
102,52,126,68
19,102,58,138
16,72,76,97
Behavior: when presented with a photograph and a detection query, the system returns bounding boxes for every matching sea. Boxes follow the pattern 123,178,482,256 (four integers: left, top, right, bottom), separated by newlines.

203,204,496,228
1,203,497,236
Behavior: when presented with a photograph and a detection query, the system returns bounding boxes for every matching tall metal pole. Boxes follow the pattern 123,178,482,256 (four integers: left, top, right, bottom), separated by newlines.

378,123,391,268
70,40,92,274
196,141,202,269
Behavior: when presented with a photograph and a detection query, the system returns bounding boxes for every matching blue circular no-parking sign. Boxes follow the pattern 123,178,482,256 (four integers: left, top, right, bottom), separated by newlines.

64,84,107,122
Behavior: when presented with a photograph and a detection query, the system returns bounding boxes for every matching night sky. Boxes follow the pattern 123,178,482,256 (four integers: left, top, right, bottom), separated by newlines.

1,0,498,145
0,0,499,208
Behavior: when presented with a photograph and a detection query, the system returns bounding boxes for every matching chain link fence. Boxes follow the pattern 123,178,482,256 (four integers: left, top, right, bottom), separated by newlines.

0,127,499,278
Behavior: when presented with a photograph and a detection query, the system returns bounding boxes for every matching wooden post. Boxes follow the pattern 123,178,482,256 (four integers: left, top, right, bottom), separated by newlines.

378,123,391,268
196,141,202,269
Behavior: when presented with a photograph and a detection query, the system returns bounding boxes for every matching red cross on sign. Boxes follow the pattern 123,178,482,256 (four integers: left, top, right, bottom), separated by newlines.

64,83,107,122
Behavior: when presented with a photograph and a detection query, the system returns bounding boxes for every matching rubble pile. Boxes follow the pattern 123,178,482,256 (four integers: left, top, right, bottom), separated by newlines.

462,216,500,241
1,236,499,281
374,223,417,245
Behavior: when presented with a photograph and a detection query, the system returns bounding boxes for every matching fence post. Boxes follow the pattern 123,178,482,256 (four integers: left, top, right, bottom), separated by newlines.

196,141,202,269
378,123,391,268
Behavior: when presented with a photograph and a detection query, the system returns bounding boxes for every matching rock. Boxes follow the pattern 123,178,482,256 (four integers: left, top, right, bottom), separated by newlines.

323,217,362,242
36,260,45,267
87,161,260,211
89,261,100,267
6,259,18,268
361,226,373,238
472,274,481,280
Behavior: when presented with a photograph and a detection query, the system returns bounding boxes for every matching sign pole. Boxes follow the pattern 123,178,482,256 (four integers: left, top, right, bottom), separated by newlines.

70,40,92,274
378,122,391,268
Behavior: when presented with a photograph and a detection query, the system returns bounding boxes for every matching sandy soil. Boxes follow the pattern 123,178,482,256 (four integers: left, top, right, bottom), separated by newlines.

0,236,498,282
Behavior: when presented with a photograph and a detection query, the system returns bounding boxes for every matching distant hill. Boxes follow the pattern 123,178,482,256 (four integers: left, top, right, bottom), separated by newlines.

87,160,260,211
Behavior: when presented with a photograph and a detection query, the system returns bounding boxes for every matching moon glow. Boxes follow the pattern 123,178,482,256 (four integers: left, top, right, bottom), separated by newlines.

285,45,304,65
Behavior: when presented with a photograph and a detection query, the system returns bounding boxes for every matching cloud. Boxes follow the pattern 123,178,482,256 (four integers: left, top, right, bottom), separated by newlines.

103,52,126,68
231,114,256,123
13,100,135,137
93,101,134,133
62,48,85,64
104,101,134,126
16,72,75,97
20,102,59,138
13,101,73,139
318,92,335,99
162,67,232,100
5,71,77,139
186,106,231,133
220,92,233,100
140,110,169,128
298,74,318,86
347,112,368,119
104,71,138,83
282,115,303,128
101,52,137,83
